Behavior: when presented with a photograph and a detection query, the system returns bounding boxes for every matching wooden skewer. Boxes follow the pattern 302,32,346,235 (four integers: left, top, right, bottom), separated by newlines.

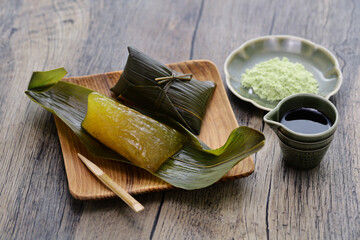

77,153,144,212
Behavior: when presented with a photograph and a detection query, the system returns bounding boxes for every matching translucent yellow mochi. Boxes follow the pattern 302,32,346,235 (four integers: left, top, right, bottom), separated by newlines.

82,92,185,172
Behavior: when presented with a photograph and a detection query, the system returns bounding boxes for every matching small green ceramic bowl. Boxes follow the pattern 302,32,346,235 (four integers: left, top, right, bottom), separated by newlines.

224,35,342,111
278,138,332,169
277,130,334,150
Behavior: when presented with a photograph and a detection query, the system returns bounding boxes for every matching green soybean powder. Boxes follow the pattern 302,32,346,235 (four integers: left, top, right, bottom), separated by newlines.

241,57,318,101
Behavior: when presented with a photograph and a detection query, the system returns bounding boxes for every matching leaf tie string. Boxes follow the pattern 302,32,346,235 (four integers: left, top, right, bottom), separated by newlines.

155,73,192,84
152,72,192,112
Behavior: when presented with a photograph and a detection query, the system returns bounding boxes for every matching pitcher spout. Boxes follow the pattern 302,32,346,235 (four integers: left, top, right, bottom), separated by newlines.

263,108,282,133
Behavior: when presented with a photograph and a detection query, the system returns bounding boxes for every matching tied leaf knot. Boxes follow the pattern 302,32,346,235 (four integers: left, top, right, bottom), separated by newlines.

155,72,192,84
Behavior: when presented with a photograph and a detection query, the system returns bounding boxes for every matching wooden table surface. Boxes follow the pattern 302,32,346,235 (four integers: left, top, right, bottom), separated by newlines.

1,0,359,239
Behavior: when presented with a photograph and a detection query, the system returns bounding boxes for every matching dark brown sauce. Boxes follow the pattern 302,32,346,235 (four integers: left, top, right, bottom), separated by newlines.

280,107,332,134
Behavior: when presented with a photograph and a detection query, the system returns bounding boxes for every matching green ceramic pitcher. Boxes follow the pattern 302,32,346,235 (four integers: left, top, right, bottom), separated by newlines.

264,93,338,169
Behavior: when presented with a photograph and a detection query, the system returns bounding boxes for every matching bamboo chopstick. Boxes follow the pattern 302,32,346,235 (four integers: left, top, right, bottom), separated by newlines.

77,153,144,212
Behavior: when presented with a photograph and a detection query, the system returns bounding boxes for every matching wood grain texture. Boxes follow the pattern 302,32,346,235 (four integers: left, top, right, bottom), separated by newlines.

1,0,359,239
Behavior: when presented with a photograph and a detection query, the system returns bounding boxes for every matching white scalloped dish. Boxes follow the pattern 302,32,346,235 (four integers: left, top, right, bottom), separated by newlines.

224,35,342,111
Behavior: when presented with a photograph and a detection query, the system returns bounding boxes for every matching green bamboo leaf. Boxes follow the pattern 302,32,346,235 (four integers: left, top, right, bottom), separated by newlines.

111,47,216,135
25,68,265,190
27,67,67,92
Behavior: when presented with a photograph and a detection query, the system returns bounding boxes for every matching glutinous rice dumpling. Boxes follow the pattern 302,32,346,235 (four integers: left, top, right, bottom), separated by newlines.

82,92,186,172
111,47,216,135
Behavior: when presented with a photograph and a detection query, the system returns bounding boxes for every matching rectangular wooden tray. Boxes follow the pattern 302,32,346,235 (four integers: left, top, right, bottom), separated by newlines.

56,60,254,199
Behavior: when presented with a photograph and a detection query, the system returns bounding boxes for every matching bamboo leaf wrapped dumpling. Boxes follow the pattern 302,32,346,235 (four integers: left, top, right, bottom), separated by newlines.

111,47,216,135
25,68,266,190
82,92,186,172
